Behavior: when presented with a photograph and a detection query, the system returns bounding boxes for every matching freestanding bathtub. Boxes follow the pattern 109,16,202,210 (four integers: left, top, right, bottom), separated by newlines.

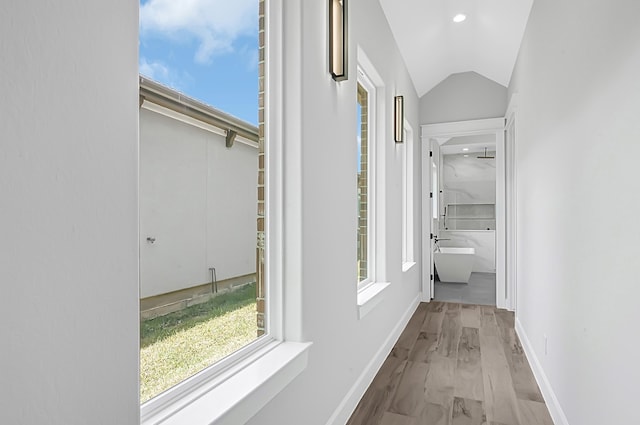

434,247,475,283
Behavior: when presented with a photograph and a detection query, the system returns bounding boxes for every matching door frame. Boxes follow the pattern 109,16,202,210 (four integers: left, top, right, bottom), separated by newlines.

421,117,514,310
420,140,440,302
505,94,519,312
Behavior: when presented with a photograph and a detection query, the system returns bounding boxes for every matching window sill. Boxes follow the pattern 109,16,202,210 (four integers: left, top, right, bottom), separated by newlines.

402,262,416,273
141,341,312,425
357,281,391,319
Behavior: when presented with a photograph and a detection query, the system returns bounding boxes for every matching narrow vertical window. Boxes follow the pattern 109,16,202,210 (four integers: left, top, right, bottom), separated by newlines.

402,125,414,269
357,83,368,284
357,69,376,288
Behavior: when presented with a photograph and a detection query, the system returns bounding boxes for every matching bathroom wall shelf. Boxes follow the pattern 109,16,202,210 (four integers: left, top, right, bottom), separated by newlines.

445,217,495,220
443,203,495,231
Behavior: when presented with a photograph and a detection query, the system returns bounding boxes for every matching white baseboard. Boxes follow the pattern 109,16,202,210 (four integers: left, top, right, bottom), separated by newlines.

324,294,421,425
515,318,570,425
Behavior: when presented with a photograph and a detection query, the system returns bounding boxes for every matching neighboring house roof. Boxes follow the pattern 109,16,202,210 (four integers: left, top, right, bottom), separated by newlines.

139,76,259,143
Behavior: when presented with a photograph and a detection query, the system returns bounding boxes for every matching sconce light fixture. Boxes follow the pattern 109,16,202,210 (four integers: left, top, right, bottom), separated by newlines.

394,95,404,143
329,0,348,81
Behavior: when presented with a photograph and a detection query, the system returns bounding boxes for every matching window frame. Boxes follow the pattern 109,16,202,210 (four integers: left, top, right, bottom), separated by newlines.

356,68,377,291
139,1,310,423
401,121,415,271
355,47,390,319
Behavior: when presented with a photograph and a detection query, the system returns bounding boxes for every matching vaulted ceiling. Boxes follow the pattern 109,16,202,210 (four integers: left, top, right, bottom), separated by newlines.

379,0,534,97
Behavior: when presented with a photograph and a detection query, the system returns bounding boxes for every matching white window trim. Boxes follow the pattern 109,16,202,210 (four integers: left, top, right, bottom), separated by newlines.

401,120,415,271
356,47,389,319
356,68,377,291
140,2,310,424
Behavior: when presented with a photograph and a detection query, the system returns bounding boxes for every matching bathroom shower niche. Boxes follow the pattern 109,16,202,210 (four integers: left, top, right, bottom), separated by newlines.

443,203,495,230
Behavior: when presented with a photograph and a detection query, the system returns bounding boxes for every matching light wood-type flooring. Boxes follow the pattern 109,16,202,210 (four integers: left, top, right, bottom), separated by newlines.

346,302,554,425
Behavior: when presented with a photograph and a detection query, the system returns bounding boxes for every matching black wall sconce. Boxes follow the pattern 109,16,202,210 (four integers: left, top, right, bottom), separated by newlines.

329,0,348,81
394,95,404,143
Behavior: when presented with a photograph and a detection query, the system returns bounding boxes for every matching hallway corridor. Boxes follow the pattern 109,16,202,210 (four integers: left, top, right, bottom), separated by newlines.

347,302,553,425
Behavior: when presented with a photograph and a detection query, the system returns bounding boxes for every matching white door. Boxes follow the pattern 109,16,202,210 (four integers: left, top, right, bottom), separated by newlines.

422,137,440,301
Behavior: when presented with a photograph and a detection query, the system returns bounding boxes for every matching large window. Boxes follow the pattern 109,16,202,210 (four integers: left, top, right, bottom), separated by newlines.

357,69,376,288
138,0,265,405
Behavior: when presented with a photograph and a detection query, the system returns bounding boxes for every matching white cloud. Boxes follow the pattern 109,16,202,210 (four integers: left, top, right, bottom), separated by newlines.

140,58,170,80
140,0,257,64
139,57,192,90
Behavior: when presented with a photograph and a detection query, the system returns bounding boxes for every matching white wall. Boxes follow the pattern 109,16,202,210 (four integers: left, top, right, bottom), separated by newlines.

245,1,422,424
0,1,420,424
139,108,257,298
420,71,507,124
509,0,640,424
0,1,139,424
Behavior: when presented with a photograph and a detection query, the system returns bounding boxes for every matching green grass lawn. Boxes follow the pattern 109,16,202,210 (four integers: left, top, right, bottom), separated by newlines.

140,283,257,403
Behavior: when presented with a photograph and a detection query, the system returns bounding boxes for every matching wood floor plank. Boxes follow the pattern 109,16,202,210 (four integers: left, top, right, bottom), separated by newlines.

454,327,484,401
480,307,499,337
373,348,410,388
408,331,439,363
445,302,462,313
437,304,463,358
422,304,446,334
428,301,446,313
479,329,521,425
424,353,457,406
461,305,482,328
347,384,389,425
452,397,487,425
347,348,408,425
493,312,544,403
416,400,453,425
517,400,554,425
389,361,430,417
409,302,446,363
424,303,461,406
493,309,515,330
380,412,418,425
395,303,429,359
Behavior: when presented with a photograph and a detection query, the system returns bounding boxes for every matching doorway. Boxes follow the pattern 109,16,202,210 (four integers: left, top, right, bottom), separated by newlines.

421,118,513,310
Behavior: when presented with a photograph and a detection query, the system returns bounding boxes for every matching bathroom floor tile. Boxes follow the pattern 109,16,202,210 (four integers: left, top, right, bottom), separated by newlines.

434,273,496,306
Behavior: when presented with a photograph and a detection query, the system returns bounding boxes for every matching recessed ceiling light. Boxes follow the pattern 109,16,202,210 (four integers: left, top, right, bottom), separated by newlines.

453,14,467,23
463,154,469,157
462,148,469,151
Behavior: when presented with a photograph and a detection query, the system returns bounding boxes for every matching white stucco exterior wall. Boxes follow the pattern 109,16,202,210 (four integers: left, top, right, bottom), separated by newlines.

139,107,257,298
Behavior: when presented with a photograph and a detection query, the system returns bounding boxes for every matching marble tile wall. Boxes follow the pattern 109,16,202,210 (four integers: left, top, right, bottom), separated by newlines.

443,152,496,204
442,152,496,231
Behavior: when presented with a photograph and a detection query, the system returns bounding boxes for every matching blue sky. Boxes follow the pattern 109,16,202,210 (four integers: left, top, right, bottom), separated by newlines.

139,0,259,125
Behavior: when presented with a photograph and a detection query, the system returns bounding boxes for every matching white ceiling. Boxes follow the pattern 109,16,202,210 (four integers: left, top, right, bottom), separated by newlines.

378,0,534,96
440,134,496,155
